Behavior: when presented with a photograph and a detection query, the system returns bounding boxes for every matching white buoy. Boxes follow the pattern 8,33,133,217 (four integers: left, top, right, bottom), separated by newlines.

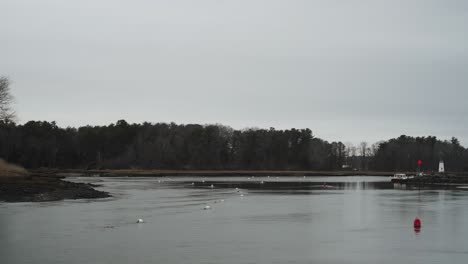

137,219,144,223
202,180,205,183
204,205,211,210
260,181,264,184
240,194,244,197
210,184,214,188
191,182,195,185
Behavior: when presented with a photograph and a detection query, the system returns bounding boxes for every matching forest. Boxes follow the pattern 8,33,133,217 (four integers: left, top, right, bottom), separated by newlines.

0,120,467,172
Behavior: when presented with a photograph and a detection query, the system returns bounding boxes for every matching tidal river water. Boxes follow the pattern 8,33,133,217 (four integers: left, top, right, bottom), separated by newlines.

1,176,468,264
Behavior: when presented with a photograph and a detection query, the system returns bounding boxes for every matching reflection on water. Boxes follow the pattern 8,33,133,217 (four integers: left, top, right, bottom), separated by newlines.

2,176,468,264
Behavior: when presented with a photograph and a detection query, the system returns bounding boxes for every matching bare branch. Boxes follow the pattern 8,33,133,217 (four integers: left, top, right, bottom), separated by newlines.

0,76,16,122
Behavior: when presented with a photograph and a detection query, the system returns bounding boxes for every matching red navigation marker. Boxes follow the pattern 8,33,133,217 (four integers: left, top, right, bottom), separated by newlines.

414,217,421,228
417,160,423,165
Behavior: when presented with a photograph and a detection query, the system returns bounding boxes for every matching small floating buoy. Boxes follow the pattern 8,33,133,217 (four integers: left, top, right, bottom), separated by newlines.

204,205,211,210
137,219,144,223
191,182,195,185
240,194,244,197
260,181,264,184
202,180,205,183
414,217,421,228
210,184,214,188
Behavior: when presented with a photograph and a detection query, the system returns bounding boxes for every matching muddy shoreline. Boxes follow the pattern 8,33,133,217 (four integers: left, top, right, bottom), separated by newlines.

0,175,110,203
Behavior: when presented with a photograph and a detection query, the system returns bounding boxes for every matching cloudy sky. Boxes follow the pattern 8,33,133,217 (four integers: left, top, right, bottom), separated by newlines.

1,0,467,145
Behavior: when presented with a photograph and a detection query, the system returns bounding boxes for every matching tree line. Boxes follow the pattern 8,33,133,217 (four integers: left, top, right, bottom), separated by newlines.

0,120,344,170
0,120,467,172
372,135,468,172
1,76,467,172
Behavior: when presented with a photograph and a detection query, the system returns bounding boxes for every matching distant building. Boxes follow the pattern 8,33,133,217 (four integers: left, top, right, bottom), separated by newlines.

439,160,445,173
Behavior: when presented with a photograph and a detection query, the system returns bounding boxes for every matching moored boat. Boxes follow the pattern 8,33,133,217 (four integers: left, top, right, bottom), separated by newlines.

392,173,408,180
391,173,414,183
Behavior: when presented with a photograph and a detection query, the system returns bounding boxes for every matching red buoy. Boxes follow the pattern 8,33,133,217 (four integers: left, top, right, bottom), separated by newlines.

414,217,421,228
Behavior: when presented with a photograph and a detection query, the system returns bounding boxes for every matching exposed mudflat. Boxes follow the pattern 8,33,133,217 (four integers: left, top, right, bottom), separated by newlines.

0,176,110,202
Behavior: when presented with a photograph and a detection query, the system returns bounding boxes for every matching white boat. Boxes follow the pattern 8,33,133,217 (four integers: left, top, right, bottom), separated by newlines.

392,173,407,180
391,173,414,181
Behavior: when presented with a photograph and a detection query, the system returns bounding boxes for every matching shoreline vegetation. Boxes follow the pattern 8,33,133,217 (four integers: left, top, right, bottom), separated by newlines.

0,159,29,177
1,120,468,173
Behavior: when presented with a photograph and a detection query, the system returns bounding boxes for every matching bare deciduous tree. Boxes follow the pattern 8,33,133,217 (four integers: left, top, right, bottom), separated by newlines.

359,141,368,157
359,141,368,170
0,77,15,121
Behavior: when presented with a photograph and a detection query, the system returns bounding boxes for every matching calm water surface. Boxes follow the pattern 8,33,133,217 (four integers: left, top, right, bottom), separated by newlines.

1,176,468,264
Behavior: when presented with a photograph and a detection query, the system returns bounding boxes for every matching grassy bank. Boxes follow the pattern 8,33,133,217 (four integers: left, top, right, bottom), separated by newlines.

0,159,29,177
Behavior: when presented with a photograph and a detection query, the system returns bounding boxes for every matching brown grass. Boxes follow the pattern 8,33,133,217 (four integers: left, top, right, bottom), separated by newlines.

0,159,29,177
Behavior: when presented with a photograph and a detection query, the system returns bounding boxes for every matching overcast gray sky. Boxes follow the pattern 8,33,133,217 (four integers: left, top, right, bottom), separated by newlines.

1,0,467,145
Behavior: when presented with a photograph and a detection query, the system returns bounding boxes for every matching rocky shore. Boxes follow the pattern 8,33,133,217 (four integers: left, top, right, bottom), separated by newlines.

0,175,111,203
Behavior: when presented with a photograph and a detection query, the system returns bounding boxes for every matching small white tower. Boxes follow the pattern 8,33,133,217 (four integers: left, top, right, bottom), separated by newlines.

438,160,445,173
